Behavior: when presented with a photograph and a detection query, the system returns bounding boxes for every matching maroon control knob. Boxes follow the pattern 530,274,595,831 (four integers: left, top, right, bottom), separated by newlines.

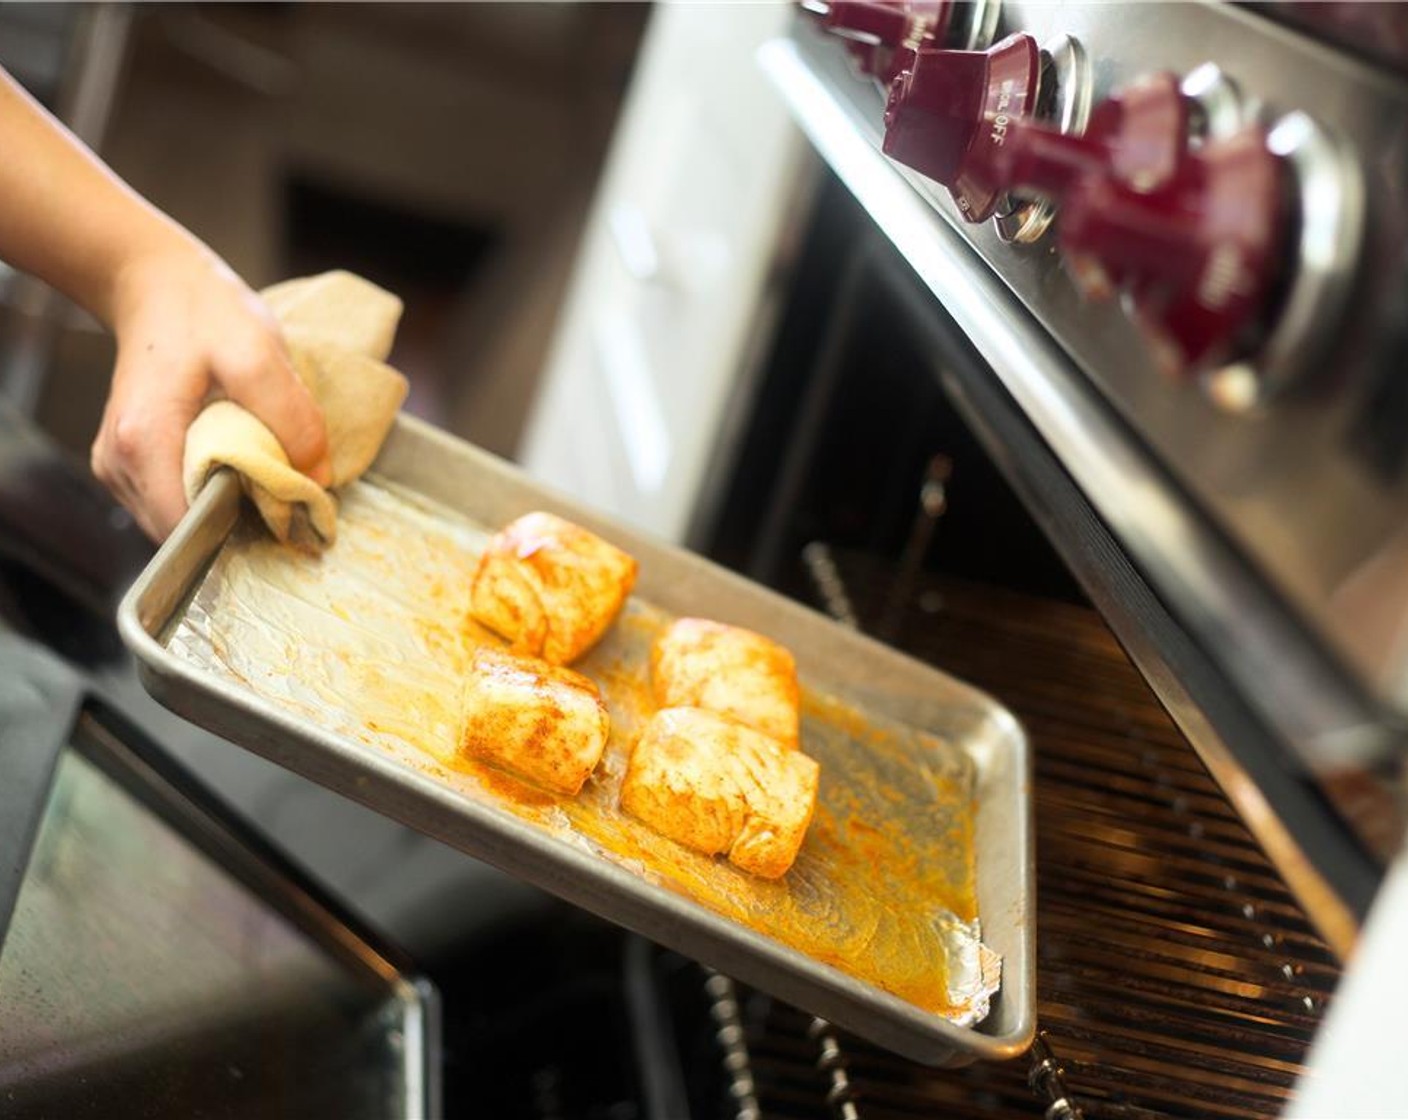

994,72,1191,201
996,91,1285,375
882,51,1193,226
1058,129,1287,376
882,33,1042,222
880,42,1289,376
817,1,953,81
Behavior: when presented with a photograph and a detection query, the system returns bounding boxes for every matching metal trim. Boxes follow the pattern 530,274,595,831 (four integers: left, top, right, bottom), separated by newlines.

1180,62,1244,142
860,227,1376,951
0,634,81,953
994,34,1092,245
1245,112,1365,404
960,0,1003,52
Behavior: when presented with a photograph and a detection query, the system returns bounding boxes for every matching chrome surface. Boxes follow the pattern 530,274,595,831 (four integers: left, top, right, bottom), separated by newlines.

800,541,862,631
1227,110,1366,408
1180,62,1244,142
959,0,1003,52
705,971,762,1120
808,1017,861,1120
1028,1035,1083,1120
117,415,1035,1067
760,21,1408,771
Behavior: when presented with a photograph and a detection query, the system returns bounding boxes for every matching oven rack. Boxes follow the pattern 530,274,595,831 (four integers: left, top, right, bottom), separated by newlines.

698,547,1339,1120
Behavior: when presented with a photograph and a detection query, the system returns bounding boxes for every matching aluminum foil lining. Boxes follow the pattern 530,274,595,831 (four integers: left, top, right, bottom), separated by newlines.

166,479,1001,1024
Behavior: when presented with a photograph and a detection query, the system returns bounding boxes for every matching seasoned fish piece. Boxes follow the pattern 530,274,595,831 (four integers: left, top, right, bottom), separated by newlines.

621,708,820,879
460,646,611,795
470,511,638,665
651,618,800,746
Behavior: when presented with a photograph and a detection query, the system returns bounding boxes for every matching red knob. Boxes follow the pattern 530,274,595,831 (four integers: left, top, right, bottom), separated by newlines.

816,1,953,81
880,41,1288,377
1059,129,1287,374
1087,72,1190,191
994,72,1191,200
882,33,1042,222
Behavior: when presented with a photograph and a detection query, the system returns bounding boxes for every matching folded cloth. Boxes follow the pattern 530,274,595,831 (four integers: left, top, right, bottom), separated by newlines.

182,271,409,551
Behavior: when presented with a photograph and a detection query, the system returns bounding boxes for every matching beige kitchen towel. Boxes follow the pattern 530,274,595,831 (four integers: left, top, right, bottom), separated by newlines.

182,270,409,551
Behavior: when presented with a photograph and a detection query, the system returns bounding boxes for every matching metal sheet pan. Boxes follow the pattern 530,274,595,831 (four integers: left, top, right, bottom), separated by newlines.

118,415,1033,1066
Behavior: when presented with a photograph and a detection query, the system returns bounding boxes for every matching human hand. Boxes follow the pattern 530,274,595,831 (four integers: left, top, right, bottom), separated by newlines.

91,246,332,541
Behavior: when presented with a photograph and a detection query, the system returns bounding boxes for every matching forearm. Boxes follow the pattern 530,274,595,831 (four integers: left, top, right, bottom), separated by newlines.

0,73,330,541
0,67,205,328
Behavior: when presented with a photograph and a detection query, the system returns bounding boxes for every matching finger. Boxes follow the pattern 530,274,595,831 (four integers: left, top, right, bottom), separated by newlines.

91,429,157,542
116,415,191,540
217,341,332,485
95,381,200,542
93,433,163,542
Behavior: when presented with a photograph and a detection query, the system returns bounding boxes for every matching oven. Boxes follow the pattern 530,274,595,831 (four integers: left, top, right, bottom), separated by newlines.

685,165,1346,1120
0,633,437,1118
521,0,1408,1114
669,2,1407,1114
483,0,1408,1111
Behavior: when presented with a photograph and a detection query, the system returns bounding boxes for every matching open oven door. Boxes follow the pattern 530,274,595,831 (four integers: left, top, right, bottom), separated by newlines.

0,634,440,1120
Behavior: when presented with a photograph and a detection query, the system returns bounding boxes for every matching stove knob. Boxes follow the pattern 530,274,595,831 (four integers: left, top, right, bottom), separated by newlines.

820,0,951,47
881,32,1042,222
989,71,1191,199
1074,71,1190,193
808,1,954,81
1057,128,1287,377
1002,88,1356,390
987,71,1193,268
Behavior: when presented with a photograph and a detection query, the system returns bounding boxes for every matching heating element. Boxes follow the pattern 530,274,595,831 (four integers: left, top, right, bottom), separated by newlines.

688,547,1339,1119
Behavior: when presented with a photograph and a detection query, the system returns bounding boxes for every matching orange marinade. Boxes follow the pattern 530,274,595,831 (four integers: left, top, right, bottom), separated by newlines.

429,595,978,1016
200,496,982,1018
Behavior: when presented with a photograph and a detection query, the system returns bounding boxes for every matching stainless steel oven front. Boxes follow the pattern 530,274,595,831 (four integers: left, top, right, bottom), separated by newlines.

723,0,1408,949
672,5,1408,1111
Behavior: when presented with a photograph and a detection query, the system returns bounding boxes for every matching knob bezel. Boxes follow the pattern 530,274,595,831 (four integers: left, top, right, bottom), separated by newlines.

993,34,1092,244
958,0,1002,51
1203,111,1365,412
1180,62,1244,144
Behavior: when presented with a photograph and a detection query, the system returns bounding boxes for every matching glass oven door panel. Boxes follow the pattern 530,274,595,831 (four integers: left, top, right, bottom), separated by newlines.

0,703,435,1119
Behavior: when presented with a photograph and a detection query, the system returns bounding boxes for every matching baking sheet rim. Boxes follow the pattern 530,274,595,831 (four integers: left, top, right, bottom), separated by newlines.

117,457,1036,1066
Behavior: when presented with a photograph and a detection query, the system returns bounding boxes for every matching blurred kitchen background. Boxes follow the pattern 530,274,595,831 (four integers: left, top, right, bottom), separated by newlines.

0,1,815,544
2,2,648,457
